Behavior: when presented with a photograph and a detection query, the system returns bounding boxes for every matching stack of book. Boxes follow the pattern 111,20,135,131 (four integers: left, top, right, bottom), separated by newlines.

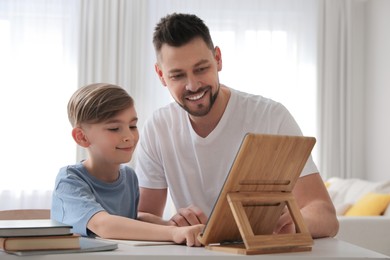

0,219,80,253
0,219,118,256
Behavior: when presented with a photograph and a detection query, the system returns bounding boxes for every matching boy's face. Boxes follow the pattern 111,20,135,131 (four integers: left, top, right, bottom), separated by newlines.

155,37,222,117
82,106,139,165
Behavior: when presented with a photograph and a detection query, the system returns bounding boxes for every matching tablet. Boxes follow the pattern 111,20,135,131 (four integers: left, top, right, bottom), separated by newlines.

198,133,316,247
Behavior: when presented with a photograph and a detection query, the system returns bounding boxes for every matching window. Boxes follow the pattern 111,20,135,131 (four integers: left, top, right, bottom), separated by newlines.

211,24,318,161
0,1,79,193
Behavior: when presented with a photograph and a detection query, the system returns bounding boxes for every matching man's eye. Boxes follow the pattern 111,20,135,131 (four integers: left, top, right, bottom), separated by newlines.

170,74,183,80
196,66,208,73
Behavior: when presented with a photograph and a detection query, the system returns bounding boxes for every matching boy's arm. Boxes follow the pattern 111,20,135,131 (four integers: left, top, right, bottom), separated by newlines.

87,211,204,246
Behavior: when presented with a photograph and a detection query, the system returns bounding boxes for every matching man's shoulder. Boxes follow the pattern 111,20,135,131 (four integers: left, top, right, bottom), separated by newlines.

231,88,283,108
147,102,185,125
155,101,182,114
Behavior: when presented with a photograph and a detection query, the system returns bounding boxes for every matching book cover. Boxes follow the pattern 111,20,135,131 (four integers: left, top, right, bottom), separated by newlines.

0,234,80,251
6,237,118,256
0,219,72,237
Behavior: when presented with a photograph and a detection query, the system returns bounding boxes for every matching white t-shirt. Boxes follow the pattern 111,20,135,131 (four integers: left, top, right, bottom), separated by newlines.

135,88,318,217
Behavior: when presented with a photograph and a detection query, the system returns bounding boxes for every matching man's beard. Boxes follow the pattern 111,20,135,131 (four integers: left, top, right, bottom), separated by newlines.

179,84,220,117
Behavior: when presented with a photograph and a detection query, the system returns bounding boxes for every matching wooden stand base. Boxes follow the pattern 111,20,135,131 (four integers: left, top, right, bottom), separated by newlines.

206,243,312,255
204,191,313,255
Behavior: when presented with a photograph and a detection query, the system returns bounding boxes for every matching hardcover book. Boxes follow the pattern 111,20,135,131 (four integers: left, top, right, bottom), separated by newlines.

0,234,80,251
0,219,72,237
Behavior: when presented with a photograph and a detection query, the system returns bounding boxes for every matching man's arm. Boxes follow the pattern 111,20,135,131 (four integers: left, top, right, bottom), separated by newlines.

138,187,207,226
274,173,339,238
138,187,168,217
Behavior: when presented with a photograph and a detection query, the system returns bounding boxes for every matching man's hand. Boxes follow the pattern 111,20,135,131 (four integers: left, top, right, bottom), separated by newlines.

273,209,296,234
169,205,208,226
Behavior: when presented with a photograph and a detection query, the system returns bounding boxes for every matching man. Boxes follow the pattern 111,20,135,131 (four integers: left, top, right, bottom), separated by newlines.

136,13,338,238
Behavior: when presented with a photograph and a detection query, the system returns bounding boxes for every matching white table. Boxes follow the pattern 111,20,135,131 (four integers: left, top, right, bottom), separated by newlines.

1,238,389,259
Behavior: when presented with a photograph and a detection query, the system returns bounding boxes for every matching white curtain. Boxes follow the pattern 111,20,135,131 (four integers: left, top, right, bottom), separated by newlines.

317,0,366,179
0,0,322,214
0,0,79,210
76,0,172,162
142,0,319,217
144,0,319,152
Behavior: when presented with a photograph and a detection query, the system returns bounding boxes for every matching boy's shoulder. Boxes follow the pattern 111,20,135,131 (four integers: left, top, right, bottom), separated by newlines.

119,165,139,186
59,163,85,175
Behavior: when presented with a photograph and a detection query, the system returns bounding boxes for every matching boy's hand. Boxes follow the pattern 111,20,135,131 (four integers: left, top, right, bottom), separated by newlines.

171,224,205,247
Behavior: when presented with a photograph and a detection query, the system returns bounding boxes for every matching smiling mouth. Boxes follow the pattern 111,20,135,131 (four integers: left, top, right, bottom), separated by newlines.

117,147,133,152
186,90,207,101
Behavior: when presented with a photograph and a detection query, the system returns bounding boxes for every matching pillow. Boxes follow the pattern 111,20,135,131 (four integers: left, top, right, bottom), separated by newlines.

344,193,390,216
325,177,384,207
334,202,352,216
383,202,390,216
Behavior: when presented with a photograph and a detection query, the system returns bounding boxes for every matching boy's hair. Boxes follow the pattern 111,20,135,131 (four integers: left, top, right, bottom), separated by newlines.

153,13,214,54
67,83,134,127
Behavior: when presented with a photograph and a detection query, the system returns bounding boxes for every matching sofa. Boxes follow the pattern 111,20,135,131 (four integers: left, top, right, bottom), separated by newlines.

325,177,390,256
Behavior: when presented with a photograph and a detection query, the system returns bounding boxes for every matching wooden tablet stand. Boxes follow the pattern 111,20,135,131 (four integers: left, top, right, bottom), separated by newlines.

206,190,313,255
198,134,316,255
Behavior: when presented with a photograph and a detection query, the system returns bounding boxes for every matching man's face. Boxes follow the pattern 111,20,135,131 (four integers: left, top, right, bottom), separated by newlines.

155,37,222,117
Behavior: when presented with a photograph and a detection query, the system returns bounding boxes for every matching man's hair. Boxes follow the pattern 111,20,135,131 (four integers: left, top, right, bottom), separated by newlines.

153,13,214,53
67,83,134,127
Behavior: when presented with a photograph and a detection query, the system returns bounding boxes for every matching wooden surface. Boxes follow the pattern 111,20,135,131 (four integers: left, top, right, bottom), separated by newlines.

0,209,50,220
198,133,316,253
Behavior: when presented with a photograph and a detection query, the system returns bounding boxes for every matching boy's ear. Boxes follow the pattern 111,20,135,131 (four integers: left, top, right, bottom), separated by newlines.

155,63,167,86
71,127,90,148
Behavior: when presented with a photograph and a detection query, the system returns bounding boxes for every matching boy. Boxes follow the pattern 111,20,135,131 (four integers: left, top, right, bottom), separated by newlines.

51,83,203,246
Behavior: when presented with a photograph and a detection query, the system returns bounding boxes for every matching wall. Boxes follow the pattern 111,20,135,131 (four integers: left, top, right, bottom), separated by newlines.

365,0,390,181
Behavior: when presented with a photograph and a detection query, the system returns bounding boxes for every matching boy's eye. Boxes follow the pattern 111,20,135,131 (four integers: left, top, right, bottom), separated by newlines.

129,125,137,130
108,128,119,131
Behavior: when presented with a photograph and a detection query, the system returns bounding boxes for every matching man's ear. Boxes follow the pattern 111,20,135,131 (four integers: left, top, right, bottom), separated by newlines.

155,63,167,86
71,127,90,148
214,46,222,71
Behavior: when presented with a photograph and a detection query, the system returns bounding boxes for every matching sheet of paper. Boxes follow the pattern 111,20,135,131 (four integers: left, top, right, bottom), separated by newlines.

96,237,175,246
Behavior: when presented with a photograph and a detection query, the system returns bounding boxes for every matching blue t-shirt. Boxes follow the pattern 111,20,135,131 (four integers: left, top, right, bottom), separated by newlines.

51,163,139,236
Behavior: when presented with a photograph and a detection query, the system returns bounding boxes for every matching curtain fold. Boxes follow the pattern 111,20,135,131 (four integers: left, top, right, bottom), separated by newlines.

317,0,366,179
2,0,357,212
0,0,79,210
144,0,319,153
76,0,172,162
